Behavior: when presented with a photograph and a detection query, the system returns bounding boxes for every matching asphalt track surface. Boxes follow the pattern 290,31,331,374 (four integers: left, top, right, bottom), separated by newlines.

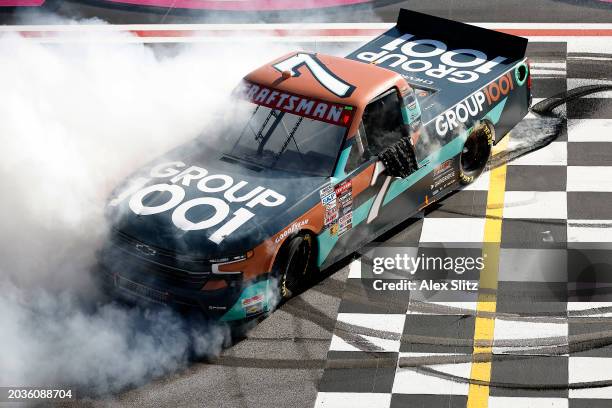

2,3,610,408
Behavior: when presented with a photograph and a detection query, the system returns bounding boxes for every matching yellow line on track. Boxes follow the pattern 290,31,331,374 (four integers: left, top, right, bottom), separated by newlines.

467,135,510,408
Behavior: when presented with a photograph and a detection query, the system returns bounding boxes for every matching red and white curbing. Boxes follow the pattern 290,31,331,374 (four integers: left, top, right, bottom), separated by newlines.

0,23,611,43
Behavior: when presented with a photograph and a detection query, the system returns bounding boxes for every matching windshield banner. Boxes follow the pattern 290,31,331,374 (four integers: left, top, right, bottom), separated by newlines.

238,81,354,127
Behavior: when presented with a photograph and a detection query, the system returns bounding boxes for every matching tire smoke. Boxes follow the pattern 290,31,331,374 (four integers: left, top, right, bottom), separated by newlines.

0,16,331,395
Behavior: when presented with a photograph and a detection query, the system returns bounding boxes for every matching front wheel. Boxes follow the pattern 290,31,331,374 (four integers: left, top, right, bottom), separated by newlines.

459,121,494,185
276,233,315,300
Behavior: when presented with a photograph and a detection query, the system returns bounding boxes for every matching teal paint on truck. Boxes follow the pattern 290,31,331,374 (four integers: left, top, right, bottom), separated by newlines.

220,280,274,321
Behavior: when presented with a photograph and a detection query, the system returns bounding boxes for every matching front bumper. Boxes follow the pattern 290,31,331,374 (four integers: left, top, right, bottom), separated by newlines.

97,262,247,319
96,239,254,320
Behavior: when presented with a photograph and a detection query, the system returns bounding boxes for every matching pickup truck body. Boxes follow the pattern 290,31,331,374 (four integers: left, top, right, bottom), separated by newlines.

99,9,531,321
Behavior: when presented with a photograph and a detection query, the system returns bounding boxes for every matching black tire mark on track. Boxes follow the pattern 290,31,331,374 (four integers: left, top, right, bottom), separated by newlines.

175,84,612,392
400,364,612,391
532,84,612,116
487,84,612,172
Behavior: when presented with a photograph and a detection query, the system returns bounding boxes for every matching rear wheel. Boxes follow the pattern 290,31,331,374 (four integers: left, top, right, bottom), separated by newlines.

276,233,315,300
459,121,494,185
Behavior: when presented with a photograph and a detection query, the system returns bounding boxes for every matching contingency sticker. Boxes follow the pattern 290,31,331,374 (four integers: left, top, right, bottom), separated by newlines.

431,159,456,196
334,180,353,236
321,183,339,233
319,184,334,197
242,293,265,317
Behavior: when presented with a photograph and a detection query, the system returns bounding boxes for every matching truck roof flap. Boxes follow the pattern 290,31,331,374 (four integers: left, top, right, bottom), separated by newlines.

345,8,528,121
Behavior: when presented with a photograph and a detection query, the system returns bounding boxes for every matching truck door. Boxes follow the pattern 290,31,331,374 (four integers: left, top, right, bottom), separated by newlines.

328,88,420,258
360,88,418,229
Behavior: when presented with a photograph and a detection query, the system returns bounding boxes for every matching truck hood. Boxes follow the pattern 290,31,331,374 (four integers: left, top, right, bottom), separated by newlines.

107,139,326,259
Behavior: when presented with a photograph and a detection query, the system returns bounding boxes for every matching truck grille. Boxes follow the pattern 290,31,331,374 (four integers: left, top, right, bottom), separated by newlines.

106,229,213,289
116,275,171,304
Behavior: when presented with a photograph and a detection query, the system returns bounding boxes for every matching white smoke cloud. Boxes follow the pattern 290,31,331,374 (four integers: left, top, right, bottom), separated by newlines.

0,283,230,394
0,0,379,392
0,18,317,394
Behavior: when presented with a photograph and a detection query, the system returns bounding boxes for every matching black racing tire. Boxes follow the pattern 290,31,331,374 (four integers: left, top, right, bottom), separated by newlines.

379,138,418,178
459,121,494,185
275,233,315,300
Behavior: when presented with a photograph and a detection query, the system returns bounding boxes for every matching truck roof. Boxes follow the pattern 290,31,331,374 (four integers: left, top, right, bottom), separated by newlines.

243,52,407,110
345,9,528,123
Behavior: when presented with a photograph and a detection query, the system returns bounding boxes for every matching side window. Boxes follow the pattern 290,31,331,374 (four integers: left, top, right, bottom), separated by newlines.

344,123,371,174
362,89,405,156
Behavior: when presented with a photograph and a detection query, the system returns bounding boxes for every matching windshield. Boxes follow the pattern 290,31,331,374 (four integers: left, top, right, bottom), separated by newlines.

220,81,354,177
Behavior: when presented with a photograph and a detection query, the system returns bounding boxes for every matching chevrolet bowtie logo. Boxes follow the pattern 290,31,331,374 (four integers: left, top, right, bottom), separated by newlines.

135,243,156,256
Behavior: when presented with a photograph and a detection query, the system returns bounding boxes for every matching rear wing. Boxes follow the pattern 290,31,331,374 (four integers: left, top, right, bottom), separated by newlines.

346,9,528,113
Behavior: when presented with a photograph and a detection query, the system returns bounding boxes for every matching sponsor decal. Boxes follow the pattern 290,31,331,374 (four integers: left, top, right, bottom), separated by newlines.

356,33,507,84
334,180,353,236
320,183,338,231
433,171,455,190
242,293,265,317
245,304,264,316
109,162,286,244
239,81,354,127
483,72,515,105
330,224,339,236
319,184,334,197
324,207,339,226
275,219,309,244
435,73,514,137
435,92,486,137
339,213,353,225
321,180,354,235
273,53,356,98
431,159,456,194
242,293,264,306
433,159,452,177
336,187,353,211
334,179,352,196
321,192,337,206
338,212,353,236
338,193,352,208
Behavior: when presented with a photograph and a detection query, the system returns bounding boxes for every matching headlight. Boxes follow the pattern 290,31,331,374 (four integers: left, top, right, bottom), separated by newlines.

210,250,254,274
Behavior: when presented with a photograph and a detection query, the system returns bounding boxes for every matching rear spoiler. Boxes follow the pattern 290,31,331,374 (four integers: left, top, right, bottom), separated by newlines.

346,9,528,89
395,9,527,61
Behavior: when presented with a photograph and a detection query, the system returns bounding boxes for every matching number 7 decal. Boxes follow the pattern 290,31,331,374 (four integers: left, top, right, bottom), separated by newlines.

367,162,391,224
273,53,356,98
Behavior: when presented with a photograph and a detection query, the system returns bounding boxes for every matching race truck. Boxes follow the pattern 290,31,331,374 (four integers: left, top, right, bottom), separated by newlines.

98,9,531,321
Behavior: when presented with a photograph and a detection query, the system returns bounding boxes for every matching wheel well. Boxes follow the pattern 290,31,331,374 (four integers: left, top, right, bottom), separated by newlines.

271,229,318,275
